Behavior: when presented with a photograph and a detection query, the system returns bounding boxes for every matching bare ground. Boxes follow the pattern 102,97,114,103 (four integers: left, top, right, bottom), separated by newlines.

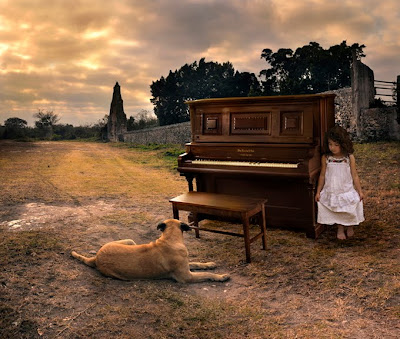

0,140,399,338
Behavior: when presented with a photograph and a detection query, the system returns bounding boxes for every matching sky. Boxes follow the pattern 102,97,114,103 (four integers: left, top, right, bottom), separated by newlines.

1,0,399,127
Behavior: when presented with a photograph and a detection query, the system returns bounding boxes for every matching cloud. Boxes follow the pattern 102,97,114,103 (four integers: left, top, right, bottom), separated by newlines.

0,0,399,126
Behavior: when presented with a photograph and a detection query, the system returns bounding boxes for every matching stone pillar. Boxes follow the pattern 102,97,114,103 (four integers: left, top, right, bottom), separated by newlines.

351,52,375,139
107,82,127,142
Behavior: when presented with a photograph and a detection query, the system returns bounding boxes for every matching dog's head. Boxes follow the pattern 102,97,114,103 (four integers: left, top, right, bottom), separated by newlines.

157,219,191,233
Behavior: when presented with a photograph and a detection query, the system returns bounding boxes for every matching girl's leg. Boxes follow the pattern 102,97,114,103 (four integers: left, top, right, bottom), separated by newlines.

337,225,346,240
346,226,354,237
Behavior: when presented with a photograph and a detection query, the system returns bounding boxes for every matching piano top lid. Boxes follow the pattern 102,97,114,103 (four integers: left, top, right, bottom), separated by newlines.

185,93,336,106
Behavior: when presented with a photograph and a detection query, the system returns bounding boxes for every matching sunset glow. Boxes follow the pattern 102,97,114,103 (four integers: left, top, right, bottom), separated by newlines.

0,0,399,126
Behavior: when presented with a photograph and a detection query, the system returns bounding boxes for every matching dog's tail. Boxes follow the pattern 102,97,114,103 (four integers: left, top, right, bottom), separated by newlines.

71,251,96,268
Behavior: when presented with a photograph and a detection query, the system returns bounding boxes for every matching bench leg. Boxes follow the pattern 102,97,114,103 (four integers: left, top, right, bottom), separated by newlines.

172,205,179,220
242,216,251,263
193,213,200,238
261,203,267,250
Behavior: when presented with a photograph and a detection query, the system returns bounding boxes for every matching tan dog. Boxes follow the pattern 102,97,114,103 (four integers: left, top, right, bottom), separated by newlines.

71,219,230,283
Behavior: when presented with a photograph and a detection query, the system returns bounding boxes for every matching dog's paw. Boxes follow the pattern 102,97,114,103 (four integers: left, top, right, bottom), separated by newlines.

219,274,230,282
205,262,217,269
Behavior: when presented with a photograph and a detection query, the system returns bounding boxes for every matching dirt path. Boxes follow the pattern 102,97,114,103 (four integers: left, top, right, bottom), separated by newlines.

0,140,399,338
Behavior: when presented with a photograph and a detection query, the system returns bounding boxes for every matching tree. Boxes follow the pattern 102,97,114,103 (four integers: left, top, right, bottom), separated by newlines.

52,124,75,140
259,41,366,95
127,110,158,131
150,58,262,125
94,115,109,140
3,117,28,139
33,110,60,139
34,110,60,128
127,116,135,131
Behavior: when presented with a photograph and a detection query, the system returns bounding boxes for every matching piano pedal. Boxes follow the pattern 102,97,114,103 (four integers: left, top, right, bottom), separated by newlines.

188,212,195,224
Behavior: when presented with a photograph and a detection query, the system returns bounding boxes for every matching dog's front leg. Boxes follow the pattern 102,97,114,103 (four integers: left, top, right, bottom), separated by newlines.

189,262,217,270
173,269,230,283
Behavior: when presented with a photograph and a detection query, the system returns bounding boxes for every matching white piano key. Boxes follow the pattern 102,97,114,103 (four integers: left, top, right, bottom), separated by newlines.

192,159,299,168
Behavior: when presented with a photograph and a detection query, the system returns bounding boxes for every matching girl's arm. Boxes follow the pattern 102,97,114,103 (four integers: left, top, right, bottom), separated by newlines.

349,154,364,200
315,155,327,202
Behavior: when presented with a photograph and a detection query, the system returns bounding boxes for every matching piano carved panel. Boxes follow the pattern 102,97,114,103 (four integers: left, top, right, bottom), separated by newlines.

280,111,304,136
191,99,317,143
231,112,271,135
203,114,222,135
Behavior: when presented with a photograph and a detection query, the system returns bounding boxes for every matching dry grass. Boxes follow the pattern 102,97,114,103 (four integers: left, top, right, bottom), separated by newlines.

0,140,399,338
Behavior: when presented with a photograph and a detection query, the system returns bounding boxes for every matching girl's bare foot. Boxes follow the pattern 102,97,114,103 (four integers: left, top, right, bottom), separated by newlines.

346,226,354,238
337,225,346,240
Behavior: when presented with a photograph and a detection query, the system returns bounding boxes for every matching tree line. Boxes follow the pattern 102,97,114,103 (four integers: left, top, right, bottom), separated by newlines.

0,109,158,141
1,40,371,139
151,41,367,125
0,110,107,141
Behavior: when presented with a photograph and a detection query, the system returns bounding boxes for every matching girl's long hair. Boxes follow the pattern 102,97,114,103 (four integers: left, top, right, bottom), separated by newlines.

323,125,354,155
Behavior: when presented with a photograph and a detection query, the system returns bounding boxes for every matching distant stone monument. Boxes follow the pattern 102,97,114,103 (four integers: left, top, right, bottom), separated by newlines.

107,82,127,141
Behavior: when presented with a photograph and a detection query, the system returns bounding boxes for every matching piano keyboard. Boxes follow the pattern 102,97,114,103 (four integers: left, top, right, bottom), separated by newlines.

192,159,299,168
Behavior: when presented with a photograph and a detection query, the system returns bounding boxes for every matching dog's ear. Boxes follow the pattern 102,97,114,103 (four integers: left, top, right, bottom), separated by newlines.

157,222,167,232
180,222,191,232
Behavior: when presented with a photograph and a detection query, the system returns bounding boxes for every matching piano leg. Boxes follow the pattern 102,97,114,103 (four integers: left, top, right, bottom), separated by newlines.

310,222,325,239
305,180,325,239
184,174,194,191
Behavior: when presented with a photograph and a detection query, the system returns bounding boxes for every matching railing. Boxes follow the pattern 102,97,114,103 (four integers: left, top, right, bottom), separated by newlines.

374,79,396,105
374,76,399,123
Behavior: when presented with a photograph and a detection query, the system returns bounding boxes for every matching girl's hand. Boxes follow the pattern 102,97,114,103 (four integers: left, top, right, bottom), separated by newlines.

358,191,364,201
315,192,320,202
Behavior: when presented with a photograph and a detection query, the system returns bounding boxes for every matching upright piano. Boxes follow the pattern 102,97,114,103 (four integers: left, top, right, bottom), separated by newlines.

177,94,335,238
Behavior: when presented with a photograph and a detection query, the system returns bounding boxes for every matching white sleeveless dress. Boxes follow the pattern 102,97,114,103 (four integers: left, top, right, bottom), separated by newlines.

317,155,364,226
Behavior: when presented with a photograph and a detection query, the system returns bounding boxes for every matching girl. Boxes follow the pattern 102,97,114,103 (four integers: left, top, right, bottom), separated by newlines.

315,125,364,240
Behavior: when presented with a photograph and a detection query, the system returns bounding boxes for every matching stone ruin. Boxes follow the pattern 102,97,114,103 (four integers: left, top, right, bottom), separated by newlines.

107,82,127,142
324,56,399,142
350,55,399,142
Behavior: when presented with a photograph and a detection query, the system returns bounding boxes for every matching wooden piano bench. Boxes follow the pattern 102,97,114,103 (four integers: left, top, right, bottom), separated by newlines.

169,192,268,263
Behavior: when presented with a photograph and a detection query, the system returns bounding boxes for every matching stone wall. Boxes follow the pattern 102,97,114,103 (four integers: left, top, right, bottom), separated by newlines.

123,121,191,145
323,87,353,131
360,107,400,141
322,87,399,142
121,89,399,144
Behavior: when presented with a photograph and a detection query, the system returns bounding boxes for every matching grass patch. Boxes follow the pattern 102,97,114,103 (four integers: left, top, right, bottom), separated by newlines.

0,140,399,338
101,211,150,226
0,231,62,264
113,143,185,171
0,303,40,339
